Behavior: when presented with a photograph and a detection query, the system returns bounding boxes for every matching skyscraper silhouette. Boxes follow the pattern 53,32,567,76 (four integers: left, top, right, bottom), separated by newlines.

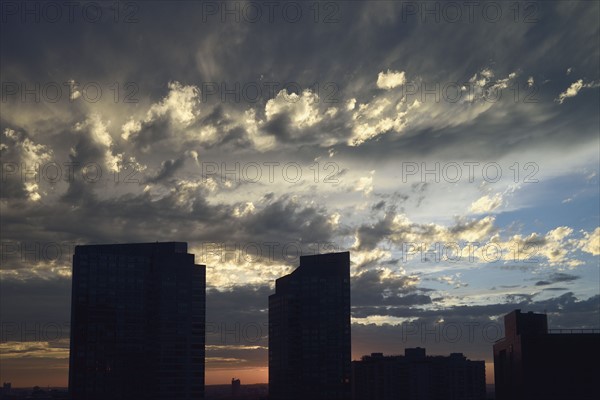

268,251,351,400
68,242,206,400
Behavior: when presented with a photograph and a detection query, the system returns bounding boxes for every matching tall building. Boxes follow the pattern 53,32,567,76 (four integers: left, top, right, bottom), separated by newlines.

269,252,351,400
69,242,205,400
352,348,486,400
493,309,600,400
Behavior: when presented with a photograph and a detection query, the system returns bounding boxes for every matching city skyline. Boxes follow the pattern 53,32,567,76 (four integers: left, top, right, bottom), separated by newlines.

352,348,486,400
6,243,597,400
2,243,598,391
1,0,599,393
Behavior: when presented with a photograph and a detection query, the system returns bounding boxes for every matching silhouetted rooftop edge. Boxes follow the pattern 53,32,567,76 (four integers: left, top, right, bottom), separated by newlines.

74,241,190,255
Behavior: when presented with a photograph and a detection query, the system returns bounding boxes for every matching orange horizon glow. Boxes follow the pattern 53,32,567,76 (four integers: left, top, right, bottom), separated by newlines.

205,367,268,385
2,362,492,388
0,363,269,388
486,362,495,384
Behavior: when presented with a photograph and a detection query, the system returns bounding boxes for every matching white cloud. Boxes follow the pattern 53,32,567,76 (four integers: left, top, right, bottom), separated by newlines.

355,171,375,196
348,98,416,146
556,79,600,104
470,193,503,214
233,202,255,218
363,212,591,269
557,79,584,103
576,227,600,255
24,182,42,202
349,247,392,271
2,128,53,201
377,69,406,90
265,89,322,128
347,67,519,146
346,98,357,110
516,231,569,265
468,69,518,95
386,214,497,246
351,315,416,326
3,128,52,166
433,274,468,289
328,212,341,227
121,117,141,140
147,81,200,126
66,79,81,100
201,255,292,288
120,81,202,145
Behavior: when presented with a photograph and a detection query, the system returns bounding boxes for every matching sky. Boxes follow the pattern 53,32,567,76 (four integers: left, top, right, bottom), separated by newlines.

1,0,599,388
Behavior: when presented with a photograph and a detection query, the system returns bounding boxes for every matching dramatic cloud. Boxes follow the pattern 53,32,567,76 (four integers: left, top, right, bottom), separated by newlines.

265,90,323,129
1,0,598,387
1,128,53,201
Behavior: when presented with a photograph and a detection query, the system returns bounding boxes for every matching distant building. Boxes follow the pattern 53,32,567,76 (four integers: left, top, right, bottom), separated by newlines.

69,242,206,400
232,378,241,397
269,252,351,400
352,348,486,400
0,383,11,398
493,309,600,400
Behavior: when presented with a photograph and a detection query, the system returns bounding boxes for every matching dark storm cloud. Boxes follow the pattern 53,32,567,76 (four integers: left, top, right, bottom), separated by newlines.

0,189,339,276
351,268,430,306
370,192,409,213
60,119,115,202
354,212,395,251
196,105,253,149
504,293,537,304
244,196,334,243
535,272,580,286
371,200,386,211
206,285,270,361
352,292,600,329
146,156,187,184
0,128,35,200
536,293,600,329
0,278,72,336
449,217,497,237
128,117,172,151
262,114,292,142
352,292,600,362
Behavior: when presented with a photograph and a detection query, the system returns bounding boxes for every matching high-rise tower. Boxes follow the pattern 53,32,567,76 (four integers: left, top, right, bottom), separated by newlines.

269,251,351,400
69,242,205,400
